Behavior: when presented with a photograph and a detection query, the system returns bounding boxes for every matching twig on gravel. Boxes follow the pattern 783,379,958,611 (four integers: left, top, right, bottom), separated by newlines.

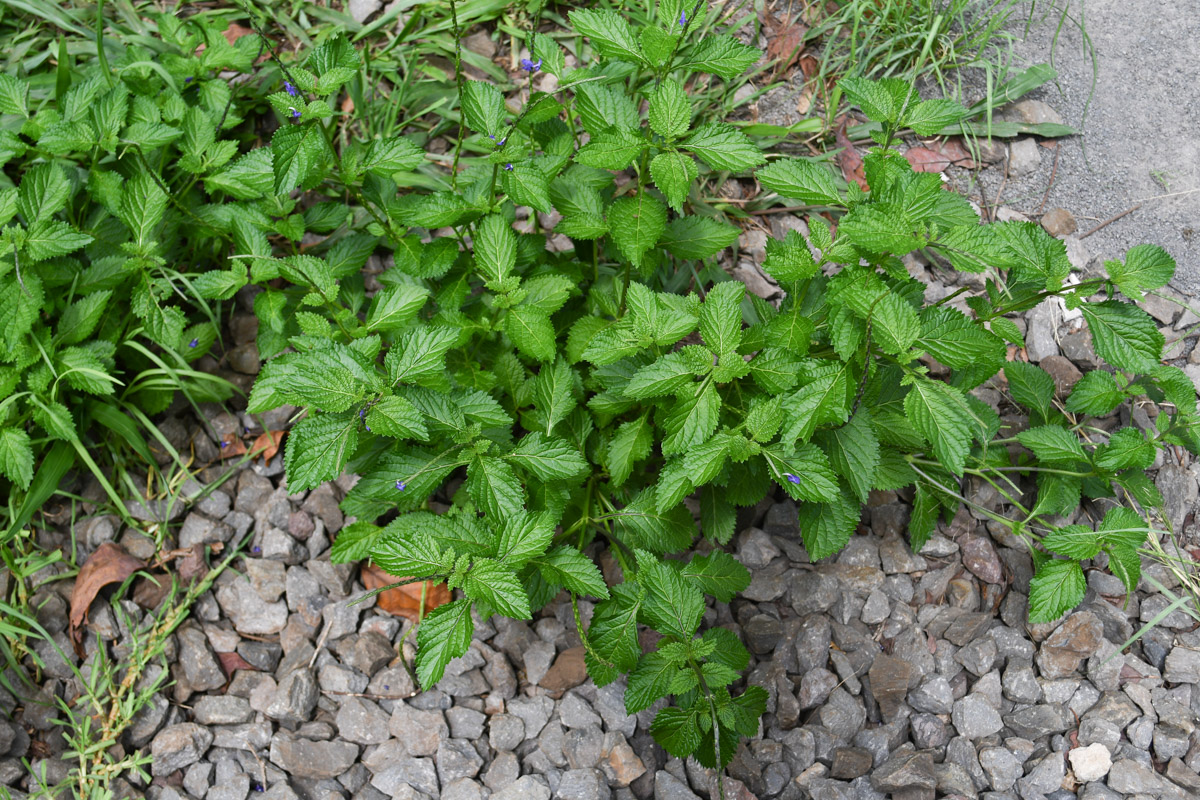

991,153,1011,218
1079,204,1142,239
1037,143,1061,215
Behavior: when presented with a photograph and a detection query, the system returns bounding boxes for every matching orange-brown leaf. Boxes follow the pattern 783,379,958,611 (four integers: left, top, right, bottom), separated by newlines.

219,433,247,459
69,543,145,641
361,564,451,622
904,146,951,173
218,651,256,677
835,122,867,191
251,431,285,464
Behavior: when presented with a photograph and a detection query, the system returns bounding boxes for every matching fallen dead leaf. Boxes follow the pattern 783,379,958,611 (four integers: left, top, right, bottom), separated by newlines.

341,96,355,114
904,146,952,173
218,651,256,678
223,22,256,45
250,430,285,464
764,12,807,78
362,564,451,622
219,433,247,459
175,544,210,586
132,573,171,610
835,121,868,191
69,543,146,642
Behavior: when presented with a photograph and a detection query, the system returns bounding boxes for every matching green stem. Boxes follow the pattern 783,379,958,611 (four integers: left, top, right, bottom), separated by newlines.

95,0,114,88
448,0,466,191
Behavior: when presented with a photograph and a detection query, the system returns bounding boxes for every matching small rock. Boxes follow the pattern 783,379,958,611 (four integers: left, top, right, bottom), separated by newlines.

347,0,382,23
389,703,448,756
871,747,936,792
437,739,484,783
868,654,910,721
177,625,227,693
830,747,873,780
878,537,926,574
1017,752,1065,797
493,775,552,800
192,695,253,725
1163,646,1200,683
266,670,318,725
1008,138,1041,177
951,694,1002,739
150,723,214,777
227,343,261,375
653,770,700,800
556,768,609,800
961,535,1002,585
489,714,525,752
1036,611,1103,679
541,647,588,692
1008,99,1064,125
463,30,497,59
1003,704,1071,739
1040,355,1083,395
370,756,440,796
1041,208,1077,237
269,733,359,780
1068,742,1112,782
336,697,391,745
979,746,1023,791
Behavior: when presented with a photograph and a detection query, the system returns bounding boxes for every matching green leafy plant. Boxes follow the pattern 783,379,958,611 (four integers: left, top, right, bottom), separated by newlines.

0,12,292,530
231,2,1192,773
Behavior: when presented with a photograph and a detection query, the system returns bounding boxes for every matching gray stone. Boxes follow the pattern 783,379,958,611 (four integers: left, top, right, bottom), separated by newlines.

269,733,359,781
370,756,439,795
437,739,484,783
952,694,1003,739
956,637,997,677
868,654,910,720
979,747,1023,791
871,747,936,792
1036,611,1103,679
177,625,226,693
910,675,954,715
443,778,484,800
798,668,838,710
1163,645,1200,684
336,697,391,745
1003,704,1070,739
790,573,839,616
1002,662,1042,704
795,614,832,673
493,775,552,800
192,695,253,725
560,693,602,730
911,713,950,750
1017,753,1064,797
150,723,213,777
489,714,525,752
818,689,866,740
1008,138,1041,177
878,537,926,574
508,695,554,741
347,0,382,23
216,579,288,635
180,513,234,548
1025,302,1060,361
446,706,487,740
389,703,448,756
653,770,699,800
555,768,609,800
266,669,318,725
830,747,873,780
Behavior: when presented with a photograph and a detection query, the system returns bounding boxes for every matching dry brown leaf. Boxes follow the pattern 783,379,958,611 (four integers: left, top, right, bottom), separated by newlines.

764,14,807,78
362,564,451,622
176,544,210,586
69,543,145,642
223,22,256,45
218,651,256,678
219,433,247,459
341,96,355,114
835,122,867,191
250,430,285,464
904,146,952,173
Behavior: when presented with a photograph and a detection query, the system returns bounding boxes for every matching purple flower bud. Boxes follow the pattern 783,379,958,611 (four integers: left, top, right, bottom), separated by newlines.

489,134,496,140
188,338,199,348
252,546,261,553
498,137,507,145
220,441,228,449
783,473,801,485
359,408,366,418
384,684,390,690
520,58,542,73
679,10,687,26
284,80,299,96
504,163,513,171
184,76,193,84
395,480,407,491
364,424,371,432
289,106,301,120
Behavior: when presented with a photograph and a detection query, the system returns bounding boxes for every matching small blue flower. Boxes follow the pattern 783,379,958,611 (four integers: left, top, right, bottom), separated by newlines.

504,163,513,171
284,80,299,96
188,338,199,348
252,546,261,554
783,473,801,485
395,480,407,491
520,58,542,73
679,10,687,26
498,137,507,145
288,106,301,120
359,408,367,419
184,76,193,84
220,441,228,449
489,134,496,140
384,684,390,690
364,424,371,432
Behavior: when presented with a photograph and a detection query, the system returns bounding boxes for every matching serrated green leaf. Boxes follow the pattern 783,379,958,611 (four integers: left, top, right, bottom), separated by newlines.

780,364,850,444
415,599,474,688
681,123,765,171
1016,425,1088,464
475,213,516,285
363,136,424,175
681,551,750,603
626,651,679,713
608,415,653,487
1042,525,1101,560
650,151,697,213
367,395,428,440
503,162,553,213
1080,300,1163,372
1105,545,1141,596
569,9,644,64
467,455,524,520
816,409,880,504
678,35,761,79
904,378,973,475
651,707,701,759
366,285,429,331
1028,558,1086,623
649,80,691,139
533,545,609,598
507,433,587,480
461,80,506,136
0,427,34,489
1064,370,1125,416
661,380,720,456
659,216,740,259
284,413,358,492
271,123,325,193
385,326,459,386
1108,243,1175,301
497,512,554,567
638,551,704,639
587,583,644,684
1004,360,1055,417
798,490,861,560
608,193,667,269
372,523,447,577
755,158,842,206
1096,427,1155,471
465,559,531,619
